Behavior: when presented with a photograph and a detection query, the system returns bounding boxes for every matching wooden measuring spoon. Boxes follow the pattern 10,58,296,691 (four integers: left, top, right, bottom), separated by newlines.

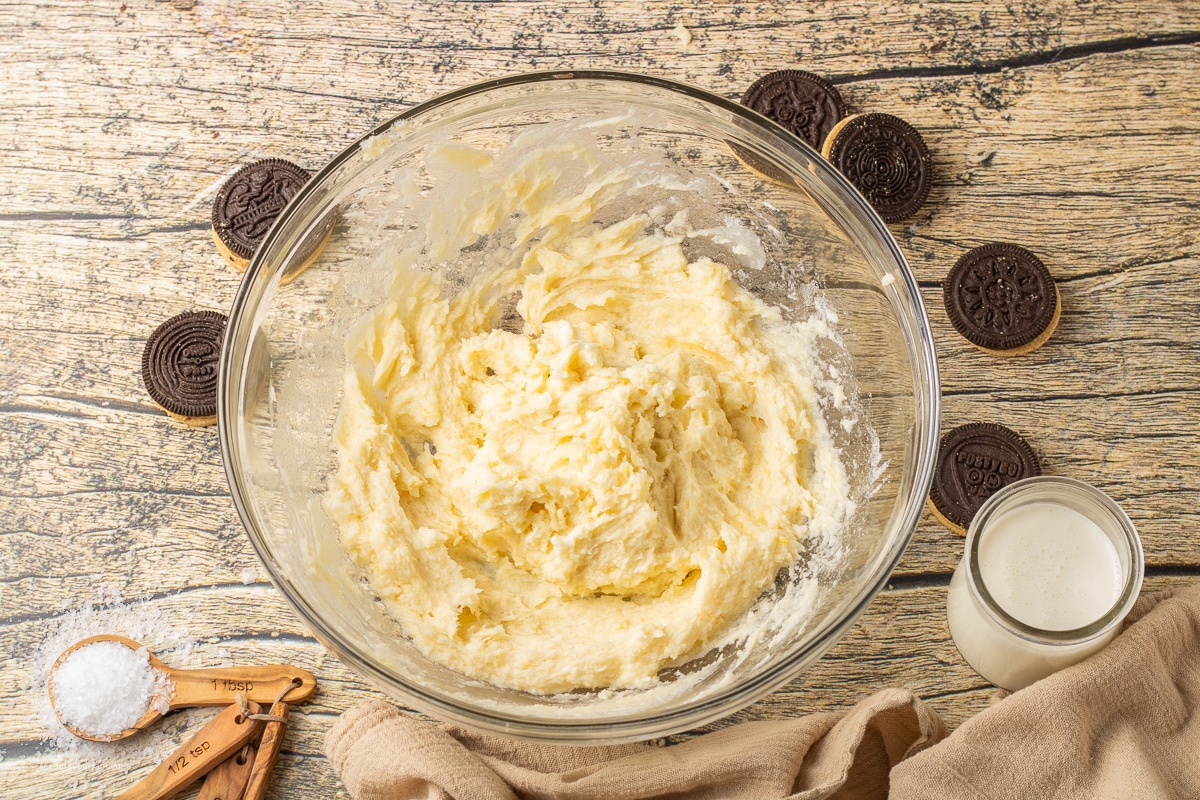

49,634,317,742
197,744,257,800
241,699,287,800
116,701,263,800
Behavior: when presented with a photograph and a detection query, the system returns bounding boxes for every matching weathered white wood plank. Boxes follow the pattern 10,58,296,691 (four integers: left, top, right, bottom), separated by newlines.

3,1,1200,797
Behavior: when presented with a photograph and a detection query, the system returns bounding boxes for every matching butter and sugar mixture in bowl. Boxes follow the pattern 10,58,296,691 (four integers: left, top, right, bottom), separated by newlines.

324,122,856,694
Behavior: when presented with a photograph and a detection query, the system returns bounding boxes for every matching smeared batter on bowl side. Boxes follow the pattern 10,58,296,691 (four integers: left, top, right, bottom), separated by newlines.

324,138,852,694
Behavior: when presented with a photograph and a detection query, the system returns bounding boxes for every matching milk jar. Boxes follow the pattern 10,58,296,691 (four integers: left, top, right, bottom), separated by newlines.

946,476,1143,691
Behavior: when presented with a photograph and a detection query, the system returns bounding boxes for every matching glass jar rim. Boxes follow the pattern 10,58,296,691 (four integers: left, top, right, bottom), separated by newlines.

964,476,1144,645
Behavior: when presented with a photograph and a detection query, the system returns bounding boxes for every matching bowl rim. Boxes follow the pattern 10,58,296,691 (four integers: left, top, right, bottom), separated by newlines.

218,68,941,742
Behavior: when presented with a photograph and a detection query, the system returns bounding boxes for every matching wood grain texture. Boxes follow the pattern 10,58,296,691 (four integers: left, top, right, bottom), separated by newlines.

196,743,256,800
2,0,1199,797
114,703,263,800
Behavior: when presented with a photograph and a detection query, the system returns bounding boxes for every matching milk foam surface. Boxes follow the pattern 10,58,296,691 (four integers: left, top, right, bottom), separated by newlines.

978,502,1122,631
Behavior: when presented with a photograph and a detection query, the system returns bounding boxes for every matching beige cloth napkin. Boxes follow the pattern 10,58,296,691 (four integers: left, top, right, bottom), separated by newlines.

326,584,1200,800
326,688,944,800
889,584,1200,799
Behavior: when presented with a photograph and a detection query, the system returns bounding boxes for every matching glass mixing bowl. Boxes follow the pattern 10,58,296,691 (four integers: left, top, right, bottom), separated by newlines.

218,71,939,743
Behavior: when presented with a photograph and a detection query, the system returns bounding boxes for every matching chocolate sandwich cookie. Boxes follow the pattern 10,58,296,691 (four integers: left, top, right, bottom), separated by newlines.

741,70,846,152
282,209,336,284
943,243,1060,356
142,310,227,427
726,140,802,188
212,159,312,272
822,113,931,223
927,422,1042,534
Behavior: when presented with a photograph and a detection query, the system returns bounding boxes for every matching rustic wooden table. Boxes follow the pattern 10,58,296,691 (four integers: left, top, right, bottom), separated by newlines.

2,1,1198,797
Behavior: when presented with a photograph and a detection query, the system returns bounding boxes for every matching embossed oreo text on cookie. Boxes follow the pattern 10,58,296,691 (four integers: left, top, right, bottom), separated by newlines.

928,422,1041,533
944,243,1059,354
141,310,228,423
741,70,846,152
823,113,931,223
212,159,311,262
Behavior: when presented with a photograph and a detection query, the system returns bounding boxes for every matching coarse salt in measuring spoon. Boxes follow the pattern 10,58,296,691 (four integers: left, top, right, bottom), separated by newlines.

49,639,173,738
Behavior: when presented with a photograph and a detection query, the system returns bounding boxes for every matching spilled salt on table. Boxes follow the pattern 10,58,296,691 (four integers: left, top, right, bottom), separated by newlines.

50,640,173,737
30,588,229,774
29,586,322,790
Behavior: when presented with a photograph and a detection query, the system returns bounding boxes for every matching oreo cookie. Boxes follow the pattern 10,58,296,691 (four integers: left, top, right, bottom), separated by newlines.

741,70,846,152
822,113,931,223
141,310,227,426
212,159,311,271
927,422,1042,534
284,208,337,284
944,243,1060,356
726,141,801,188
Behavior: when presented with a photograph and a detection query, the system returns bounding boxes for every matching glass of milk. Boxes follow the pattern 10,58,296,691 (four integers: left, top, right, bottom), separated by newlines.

946,476,1143,691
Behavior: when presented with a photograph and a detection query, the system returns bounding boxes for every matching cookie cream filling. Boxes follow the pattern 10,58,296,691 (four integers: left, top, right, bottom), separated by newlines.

324,130,854,694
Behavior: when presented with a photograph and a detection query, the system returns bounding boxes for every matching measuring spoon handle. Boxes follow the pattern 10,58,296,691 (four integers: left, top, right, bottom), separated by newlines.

197,744,257,800
116,702,264,800
242,701,288,800
167,665,317,709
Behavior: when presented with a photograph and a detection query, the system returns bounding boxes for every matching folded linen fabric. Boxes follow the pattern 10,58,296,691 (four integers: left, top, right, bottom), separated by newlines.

888,585,1200,799
326,688,943,800
326,584,1200,800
